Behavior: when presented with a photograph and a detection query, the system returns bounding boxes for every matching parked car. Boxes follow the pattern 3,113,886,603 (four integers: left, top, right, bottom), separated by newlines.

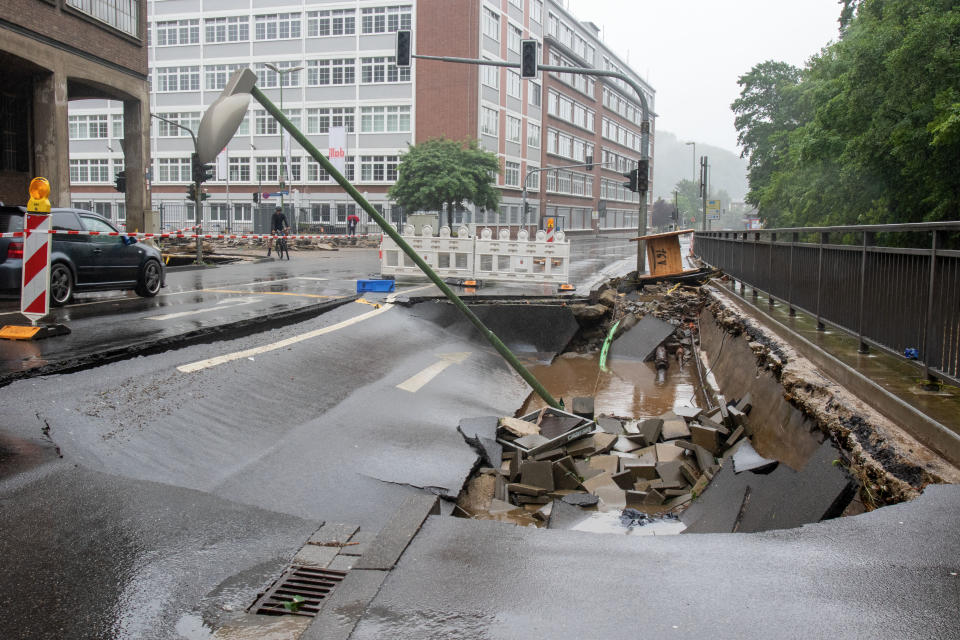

0,206,165,305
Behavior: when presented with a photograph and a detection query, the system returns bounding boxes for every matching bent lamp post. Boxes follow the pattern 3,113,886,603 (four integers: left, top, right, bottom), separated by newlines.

197,69,561,409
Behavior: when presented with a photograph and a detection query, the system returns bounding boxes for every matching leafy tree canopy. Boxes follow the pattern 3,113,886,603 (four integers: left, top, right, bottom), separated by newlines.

732,0,960,228
388,138,501,229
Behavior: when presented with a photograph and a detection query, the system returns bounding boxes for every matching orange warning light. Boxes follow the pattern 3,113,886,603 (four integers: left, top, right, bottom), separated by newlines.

27,177,51,213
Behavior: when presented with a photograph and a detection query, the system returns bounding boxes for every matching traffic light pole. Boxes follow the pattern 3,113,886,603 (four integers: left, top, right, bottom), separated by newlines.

151,113,204,264
410,52,652,273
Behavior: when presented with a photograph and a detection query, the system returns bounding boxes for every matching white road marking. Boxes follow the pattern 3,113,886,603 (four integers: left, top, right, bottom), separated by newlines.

146,296,261,321
386,283,434,302
396,352,471,393
177,302,394,373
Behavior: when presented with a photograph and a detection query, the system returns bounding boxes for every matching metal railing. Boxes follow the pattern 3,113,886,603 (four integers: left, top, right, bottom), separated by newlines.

694,223,960,384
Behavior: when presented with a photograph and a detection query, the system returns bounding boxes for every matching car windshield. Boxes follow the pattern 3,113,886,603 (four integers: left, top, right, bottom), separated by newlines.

80,215,118,234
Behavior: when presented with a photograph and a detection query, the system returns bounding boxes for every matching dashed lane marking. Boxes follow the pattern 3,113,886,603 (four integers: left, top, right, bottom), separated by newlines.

396,352,472,393
177,302,394,373
146,296,261,320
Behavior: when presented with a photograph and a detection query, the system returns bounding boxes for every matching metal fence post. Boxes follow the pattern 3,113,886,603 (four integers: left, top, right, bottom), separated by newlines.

788,232,798,316
923,230,942,382
816,232,827,330
739,232,746,294
752,232,759,300
857,231,875,353
768,232,776,308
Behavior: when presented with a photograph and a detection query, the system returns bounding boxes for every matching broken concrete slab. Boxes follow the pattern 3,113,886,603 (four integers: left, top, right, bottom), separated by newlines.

581,471,617,494
736,392,753,414
673,406,704,421
552,457,581,490
690,424,721,455
547,499,591,530
565,437,597,458
725,425,745,448
613,436,642,453
660,416,691,440
514,434,551,450
620,460,658,481
587,455,620,475
655,442,685,462
507,483,547,497
561,493,599,507
608,314,677,362
353,494,440,570
636,418,663,446
596,485,627,509
655,460,686,485
732,440,779,474
520,461,555,491
611,470,636,490
596,416,623,434
590,432,618,455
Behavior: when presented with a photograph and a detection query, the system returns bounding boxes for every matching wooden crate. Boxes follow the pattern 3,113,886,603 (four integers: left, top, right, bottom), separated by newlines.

632,229,695,277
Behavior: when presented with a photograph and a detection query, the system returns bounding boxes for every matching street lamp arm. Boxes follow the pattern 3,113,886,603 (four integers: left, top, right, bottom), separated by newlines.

151,113,198,151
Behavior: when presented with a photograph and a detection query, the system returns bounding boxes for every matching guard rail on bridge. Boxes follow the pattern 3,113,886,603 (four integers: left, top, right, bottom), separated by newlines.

694,222,960,385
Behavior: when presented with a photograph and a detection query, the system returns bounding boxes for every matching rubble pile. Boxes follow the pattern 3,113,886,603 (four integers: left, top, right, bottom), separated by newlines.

458,393,768,529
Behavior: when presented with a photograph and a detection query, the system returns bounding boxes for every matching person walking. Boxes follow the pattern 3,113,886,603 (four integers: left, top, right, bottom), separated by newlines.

347,211,359,236
268,206,289,258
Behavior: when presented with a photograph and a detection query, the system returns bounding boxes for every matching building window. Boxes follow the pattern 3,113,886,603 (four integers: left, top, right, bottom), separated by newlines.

481,107,498,136
307,59,356,86
69,115,109,139
155,19,199,46
65,0,138,37
361,57,410,84
508,25,521,52
229,157,250,182
529,81,542,107
234,203,252,221
307,160,330,182
255,13,302,40
531,0,543,24
360,155,399,182
481,63,499,89
483,7,499,40
506,116,521,143
255,110,278,136
255,62,302,89
506,71,521,99
205,64,247,91
155,112,200,137
69,159,111,183
307,9,356,36
306,107,355,134
527,122,540,148
360,5,412,34
504,161,520,187
360,106,411,133
111,114,124,139
156,158,191,183
205,16,249,43
256,157,280,182
156,66,200,92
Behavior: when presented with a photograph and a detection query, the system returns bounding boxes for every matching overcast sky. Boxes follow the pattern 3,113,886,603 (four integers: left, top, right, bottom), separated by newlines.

563,0,842,154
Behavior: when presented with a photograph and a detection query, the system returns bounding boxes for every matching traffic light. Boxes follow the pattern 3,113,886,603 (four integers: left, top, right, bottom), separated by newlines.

186,185,210,202
396,30,411,68
622,168,639,192
521,39,538,78
253,192,260,203
113,170,126,193
585,154,593,171
636,159,649,192
191,153,215,184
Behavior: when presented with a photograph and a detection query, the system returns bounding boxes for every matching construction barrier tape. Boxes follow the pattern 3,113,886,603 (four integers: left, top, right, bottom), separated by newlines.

0,230,377,241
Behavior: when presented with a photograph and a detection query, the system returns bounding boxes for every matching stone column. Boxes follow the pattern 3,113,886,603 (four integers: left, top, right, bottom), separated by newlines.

123,98,151,232
32,65,70,207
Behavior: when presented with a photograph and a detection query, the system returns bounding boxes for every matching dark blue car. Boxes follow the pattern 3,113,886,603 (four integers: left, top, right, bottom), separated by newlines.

0,206,165,306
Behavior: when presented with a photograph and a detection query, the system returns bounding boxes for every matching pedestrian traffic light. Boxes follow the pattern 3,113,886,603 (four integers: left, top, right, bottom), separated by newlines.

521,40,538,79
622,168,639,192
636,159,649,192
396,30,411,68
253,192,260,203
113,170,126,193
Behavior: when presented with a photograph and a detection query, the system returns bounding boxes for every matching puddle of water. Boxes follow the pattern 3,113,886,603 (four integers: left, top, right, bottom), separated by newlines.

521,351,704,418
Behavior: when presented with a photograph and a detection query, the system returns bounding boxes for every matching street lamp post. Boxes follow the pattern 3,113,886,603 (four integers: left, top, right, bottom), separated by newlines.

265,63,304,212
151,112,204,264
685,141,696,184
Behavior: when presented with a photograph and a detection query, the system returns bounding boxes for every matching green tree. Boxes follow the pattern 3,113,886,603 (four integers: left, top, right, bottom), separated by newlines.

389,138,501,231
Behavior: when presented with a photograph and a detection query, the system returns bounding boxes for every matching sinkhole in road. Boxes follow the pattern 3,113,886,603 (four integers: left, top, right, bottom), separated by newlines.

450,279,945,536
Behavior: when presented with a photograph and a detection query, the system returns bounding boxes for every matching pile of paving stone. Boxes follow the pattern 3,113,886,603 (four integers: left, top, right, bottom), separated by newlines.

457,394,759,527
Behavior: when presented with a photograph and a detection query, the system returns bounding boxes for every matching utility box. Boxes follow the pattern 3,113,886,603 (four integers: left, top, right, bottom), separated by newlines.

407,213,439,236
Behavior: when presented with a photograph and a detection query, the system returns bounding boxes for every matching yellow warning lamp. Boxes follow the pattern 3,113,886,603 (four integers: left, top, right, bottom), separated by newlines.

27,177,51,214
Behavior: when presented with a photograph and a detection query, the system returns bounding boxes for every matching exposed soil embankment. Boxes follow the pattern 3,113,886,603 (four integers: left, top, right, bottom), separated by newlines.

704,285,960,507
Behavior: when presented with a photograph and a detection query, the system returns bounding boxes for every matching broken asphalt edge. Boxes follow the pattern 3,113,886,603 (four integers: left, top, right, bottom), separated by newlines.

0,295,359,389
704,283,960,500
301,494,441,640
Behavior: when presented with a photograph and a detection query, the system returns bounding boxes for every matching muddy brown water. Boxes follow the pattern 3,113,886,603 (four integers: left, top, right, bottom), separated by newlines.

521,351,708,419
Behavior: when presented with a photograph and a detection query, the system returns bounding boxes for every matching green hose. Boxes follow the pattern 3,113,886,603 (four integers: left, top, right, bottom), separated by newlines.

599,319,621,372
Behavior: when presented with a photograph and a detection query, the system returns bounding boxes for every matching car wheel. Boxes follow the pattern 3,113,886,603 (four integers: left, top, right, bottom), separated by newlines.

135,259,162,297
50,263,74,306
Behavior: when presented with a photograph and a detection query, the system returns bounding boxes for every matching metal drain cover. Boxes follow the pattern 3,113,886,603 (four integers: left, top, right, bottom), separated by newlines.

250,565,348,617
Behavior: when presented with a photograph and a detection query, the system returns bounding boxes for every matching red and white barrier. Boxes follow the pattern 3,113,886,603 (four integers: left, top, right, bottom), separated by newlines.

20,213,51,323
0,230,376,241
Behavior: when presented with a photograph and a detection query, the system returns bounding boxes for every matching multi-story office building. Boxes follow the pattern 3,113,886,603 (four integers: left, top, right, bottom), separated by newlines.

66,0,653,235
1,0,150,231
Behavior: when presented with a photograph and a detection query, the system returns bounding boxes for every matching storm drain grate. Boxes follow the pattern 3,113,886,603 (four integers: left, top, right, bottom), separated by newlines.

249,565,348,617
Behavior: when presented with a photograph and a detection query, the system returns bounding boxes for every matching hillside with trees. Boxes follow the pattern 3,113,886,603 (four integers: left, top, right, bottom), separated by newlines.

732,0,960,228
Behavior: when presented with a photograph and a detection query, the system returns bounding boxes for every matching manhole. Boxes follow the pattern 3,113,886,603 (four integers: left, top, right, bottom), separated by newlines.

249,565,348,617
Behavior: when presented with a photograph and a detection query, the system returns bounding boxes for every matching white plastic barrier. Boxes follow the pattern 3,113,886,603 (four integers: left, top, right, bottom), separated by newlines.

380,225,475,279
380,226,570,285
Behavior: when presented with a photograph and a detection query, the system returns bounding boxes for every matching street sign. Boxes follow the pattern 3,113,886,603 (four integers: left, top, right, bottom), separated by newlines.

706,199,721,220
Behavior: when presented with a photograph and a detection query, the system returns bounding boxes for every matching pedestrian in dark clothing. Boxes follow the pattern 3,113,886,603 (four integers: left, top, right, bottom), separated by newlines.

347,212,359,236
